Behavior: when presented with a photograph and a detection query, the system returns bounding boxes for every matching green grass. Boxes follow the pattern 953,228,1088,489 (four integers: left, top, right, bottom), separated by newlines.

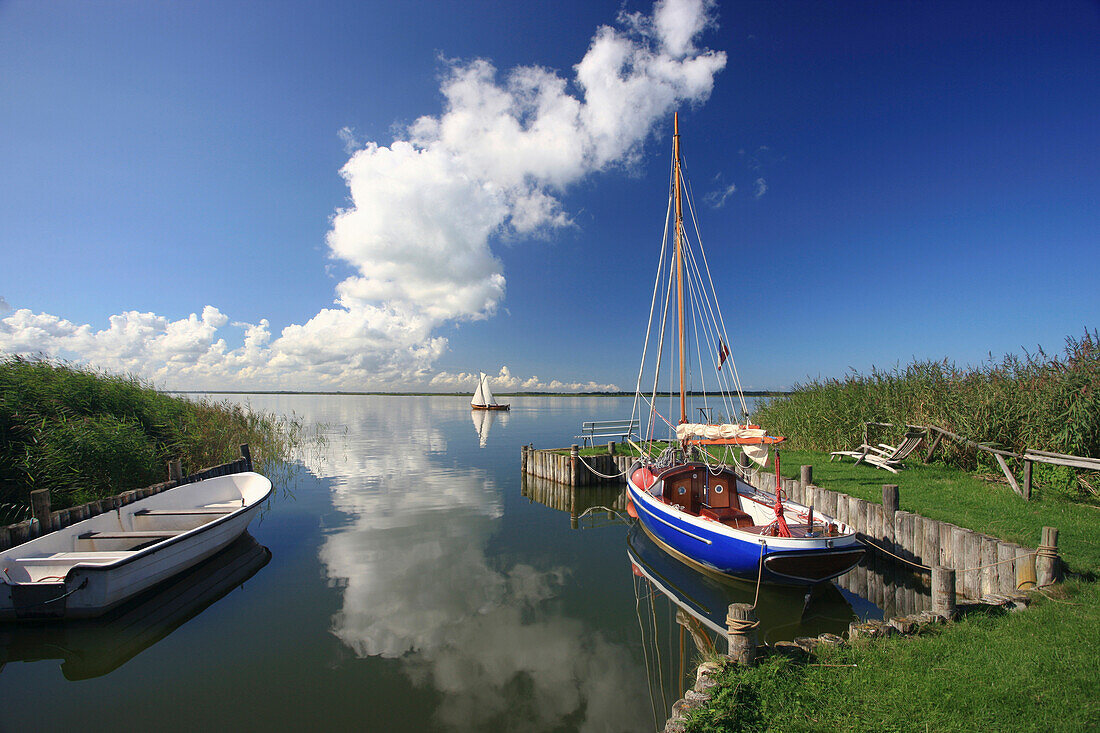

685,580,1100,732
773,451,1100,573
0,356,306,512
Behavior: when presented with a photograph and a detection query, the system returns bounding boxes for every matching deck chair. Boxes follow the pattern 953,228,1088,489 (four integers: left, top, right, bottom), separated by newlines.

830,430,926,474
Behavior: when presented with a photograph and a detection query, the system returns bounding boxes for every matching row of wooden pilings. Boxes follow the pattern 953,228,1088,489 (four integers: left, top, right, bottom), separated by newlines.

0,445,254,552
742,463,1062,599
520,445,1064,600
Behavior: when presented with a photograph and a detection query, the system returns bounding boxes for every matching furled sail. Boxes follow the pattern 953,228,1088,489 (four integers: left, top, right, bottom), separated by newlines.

674,423,771,465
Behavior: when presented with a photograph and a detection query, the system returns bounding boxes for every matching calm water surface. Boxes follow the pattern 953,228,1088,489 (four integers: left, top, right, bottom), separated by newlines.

0,395,924,732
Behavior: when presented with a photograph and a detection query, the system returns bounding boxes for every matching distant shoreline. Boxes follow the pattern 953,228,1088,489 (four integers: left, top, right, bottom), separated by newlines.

166,390,790,397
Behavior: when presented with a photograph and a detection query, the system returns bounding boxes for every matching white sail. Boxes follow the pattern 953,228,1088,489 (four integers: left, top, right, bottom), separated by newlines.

480,372,496,406
471,374,487,407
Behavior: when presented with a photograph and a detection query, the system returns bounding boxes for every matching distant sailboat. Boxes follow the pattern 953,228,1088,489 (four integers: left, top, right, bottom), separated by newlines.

470,371,510,411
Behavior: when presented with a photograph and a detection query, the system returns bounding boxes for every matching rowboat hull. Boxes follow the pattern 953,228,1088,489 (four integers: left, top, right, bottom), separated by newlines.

0,472,272,620
626,462,863,586
471,404,510,411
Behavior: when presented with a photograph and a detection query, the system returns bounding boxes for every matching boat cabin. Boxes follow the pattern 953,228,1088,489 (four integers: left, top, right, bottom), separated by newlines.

656,464,754,529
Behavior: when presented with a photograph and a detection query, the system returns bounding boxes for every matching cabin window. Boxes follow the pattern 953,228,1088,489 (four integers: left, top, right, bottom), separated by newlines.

714,484,724,494
678,486,686,495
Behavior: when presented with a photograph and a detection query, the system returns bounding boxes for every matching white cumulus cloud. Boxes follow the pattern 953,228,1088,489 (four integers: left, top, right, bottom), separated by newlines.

0,0,725,391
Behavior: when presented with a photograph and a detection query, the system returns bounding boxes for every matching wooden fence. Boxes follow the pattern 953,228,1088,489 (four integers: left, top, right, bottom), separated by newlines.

867,421,1100,500
0,444,254,552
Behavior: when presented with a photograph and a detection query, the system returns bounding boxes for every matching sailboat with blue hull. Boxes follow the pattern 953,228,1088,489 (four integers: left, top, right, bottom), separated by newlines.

623,115,863,586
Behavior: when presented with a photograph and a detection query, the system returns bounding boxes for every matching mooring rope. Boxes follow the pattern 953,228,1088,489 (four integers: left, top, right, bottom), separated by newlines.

574,453,629,480
857,536,933,571
750,540,766,610
859,535,1044,577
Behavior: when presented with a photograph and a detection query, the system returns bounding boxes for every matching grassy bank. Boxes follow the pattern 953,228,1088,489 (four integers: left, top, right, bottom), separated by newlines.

685,580,1100,732
0,356,303,518
752,332,1099,503
774,451,1099,573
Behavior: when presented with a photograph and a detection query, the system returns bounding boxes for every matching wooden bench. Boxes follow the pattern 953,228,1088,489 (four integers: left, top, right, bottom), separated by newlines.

78,530,184,541
14,552,136,565
134,508,232,516
575,419,640,447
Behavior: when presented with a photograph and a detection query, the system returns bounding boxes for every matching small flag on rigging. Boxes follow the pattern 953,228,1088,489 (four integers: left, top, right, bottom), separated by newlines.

717,340,730,371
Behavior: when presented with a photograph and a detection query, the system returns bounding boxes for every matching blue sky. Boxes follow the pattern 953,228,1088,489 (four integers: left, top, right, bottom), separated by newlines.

1,0,1097,391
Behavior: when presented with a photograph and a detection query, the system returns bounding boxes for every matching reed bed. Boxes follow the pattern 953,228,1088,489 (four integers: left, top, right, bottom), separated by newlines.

753,332,1100,501
0,355,305,515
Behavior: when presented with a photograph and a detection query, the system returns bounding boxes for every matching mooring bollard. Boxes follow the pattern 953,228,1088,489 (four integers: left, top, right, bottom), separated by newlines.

726,603,759,665
1036,526,1062,587
607,441,616,455
931,566,957,620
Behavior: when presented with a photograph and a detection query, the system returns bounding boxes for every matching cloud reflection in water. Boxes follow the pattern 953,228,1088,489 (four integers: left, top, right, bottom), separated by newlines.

308,398,647,731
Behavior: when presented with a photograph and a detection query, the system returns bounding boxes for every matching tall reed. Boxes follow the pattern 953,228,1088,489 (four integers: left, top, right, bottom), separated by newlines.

0,356,304,510
752,331,1100,499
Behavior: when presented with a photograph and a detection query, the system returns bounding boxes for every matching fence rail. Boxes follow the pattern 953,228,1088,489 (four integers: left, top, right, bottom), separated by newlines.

867,421,1098,501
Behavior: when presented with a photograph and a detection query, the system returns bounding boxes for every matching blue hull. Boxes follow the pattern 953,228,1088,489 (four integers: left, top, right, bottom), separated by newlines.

626,471,863,586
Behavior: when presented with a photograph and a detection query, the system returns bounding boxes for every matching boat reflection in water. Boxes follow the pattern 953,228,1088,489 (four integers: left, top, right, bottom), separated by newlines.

628,523,856,727
471,405,509,447
0,534,270,681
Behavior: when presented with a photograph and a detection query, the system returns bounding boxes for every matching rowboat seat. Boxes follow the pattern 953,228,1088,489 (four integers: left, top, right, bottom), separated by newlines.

14,552,136,565
78,531,184,540
134,508,232,516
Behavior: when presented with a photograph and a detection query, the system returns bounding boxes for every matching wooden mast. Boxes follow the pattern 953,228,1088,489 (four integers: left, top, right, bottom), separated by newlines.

674,113,686,425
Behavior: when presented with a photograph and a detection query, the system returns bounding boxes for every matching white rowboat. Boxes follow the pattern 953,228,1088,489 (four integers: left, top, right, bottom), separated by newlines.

0,472,272,620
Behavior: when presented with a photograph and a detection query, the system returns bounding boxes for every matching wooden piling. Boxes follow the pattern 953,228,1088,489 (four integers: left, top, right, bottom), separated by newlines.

931,566,957,620
240,443,253,471
939,521,954,569
800,465,812,495
894,511,911,562
996,542,1017,595
1016,545,1037,590
168,459,183,483
1036,526,1061,587
30,489,52,535
979,535,999,597
726,603,759,665
924,519,941,571
911,514,925,565
882,484,900,516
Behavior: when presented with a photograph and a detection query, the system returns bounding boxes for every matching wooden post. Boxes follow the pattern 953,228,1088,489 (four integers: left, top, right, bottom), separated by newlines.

240,443,253,472
570,445,579,486
725,603,758,665
30,489,52,534
607,441,616,456
1036,526,1062,587
1022,460,1032,501
939,522,954,569
996,542,1017,594
924,519,941,571
521,446,528,474
168,459,183,484
800,465,812,494
931,566,957,620
980,535,999,597
1016,546,1037,590
882,484,899,516
923,429,943,463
